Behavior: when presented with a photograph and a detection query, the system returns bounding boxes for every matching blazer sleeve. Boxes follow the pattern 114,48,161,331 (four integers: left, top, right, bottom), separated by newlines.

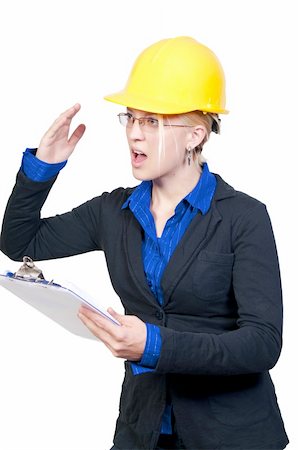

155,203,284,375
0,170,103,261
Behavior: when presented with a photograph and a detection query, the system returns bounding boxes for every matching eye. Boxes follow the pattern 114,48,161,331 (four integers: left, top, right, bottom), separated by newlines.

125,113,134,124
145,118,159,127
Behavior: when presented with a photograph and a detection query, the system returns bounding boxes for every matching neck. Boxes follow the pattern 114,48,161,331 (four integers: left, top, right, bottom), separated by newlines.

151,165,202,211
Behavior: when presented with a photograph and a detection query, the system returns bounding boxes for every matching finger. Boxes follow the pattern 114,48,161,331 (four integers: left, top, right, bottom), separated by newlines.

79,313,122,355
60,103,81,120
78,311,112,342
107,307,125,325
44,115,72,142
68,123,86,148
46,104,82,139
79,306,120,335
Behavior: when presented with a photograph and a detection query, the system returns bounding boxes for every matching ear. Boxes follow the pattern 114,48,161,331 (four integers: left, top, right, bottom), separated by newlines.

186,125,207,149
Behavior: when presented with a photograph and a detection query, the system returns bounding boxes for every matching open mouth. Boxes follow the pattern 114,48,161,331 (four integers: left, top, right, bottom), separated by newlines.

132,149,148,164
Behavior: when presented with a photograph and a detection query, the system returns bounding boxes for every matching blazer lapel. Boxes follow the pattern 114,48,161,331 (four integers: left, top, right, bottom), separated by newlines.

123,210,157,306
161,204,222,305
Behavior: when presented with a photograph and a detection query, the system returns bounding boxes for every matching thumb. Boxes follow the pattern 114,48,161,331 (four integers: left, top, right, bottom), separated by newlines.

68,123,86,149
108,307,124,324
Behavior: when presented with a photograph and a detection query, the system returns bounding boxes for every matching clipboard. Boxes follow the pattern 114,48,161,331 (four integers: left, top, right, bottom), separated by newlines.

0,257,120,340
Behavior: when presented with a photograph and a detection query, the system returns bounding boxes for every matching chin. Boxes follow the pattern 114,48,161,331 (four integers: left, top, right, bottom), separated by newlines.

133,174,152,182
131,168,152,182
131,165,168,182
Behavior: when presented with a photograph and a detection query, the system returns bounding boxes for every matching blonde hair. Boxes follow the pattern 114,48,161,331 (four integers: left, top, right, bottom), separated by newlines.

176,111,221,166
154,110,221,175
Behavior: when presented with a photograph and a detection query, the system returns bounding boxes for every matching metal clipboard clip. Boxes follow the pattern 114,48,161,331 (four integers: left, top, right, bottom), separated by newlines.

13,256,55,285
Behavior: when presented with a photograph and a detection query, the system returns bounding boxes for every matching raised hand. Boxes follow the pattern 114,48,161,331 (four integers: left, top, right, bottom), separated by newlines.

36,103,86,163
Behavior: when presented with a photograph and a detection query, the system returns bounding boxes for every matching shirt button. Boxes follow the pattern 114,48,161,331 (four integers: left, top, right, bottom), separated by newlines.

155,310,164,320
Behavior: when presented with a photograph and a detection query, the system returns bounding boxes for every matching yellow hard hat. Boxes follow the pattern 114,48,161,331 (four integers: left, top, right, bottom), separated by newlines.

104,36,228,115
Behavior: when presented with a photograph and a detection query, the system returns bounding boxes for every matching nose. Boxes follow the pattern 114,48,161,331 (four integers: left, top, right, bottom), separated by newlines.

127,118,145,140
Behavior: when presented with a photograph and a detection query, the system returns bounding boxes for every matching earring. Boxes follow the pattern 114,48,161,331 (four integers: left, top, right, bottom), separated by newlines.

186,147,192,166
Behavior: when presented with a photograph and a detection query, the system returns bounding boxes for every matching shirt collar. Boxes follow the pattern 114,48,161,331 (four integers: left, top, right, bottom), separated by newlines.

184,163,217,214
122,163,216,215
121,179,151,212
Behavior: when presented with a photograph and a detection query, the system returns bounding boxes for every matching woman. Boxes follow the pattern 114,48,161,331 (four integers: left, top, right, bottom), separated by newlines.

0,37,289,449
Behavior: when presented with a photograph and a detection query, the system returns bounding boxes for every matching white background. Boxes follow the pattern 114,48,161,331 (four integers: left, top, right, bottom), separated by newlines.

0,0,297,449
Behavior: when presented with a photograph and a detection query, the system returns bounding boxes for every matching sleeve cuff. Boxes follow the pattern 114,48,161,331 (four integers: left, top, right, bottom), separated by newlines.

21,148,67,182
139,323,162,368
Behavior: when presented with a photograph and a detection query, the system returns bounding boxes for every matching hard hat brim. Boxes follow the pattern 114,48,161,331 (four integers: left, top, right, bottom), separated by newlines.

104,91,229,115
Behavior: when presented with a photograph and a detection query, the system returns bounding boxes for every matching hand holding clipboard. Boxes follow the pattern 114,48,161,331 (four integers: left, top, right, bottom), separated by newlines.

0,257,120,340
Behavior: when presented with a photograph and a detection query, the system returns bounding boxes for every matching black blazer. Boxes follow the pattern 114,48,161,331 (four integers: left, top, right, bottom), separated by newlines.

0,171,289,450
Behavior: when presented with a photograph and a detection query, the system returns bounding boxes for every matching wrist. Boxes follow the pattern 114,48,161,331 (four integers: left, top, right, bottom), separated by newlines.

36,149,66,164
22,148,67,182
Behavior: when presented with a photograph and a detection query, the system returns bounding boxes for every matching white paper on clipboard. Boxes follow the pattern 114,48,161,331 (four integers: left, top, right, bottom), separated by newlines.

0,271,120,340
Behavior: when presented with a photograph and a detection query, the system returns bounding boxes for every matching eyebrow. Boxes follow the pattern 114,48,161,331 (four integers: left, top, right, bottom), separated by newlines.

126,108,159,118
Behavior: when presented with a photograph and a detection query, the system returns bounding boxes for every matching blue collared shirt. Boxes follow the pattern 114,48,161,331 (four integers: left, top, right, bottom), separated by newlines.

122,165,217,373
21,148,217,434
122,164,216,433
